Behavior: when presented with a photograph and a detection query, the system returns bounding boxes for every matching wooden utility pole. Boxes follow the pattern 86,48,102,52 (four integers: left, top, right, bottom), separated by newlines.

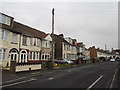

105,44,107,60
50,8,55,69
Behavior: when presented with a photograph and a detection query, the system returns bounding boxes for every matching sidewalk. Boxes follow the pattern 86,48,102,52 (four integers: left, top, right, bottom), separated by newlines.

1,64,78,83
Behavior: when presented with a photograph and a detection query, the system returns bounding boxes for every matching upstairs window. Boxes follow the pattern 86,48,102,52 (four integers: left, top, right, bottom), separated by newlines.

30,38,33,46
0,29,7,40
0,14,11,25
22,36,27,45
11,33,17,43
37,38,41,46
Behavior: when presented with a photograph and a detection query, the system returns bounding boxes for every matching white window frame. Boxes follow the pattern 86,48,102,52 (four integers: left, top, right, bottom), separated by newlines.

11,33,17,43
0,29,7,40
10,50,18,61
29,51,40,60
36,52,40,60
22,36,27,45
0,14,11,25
41,52,50,60
30,38,33,46
19,50,27,63
0,48,6,61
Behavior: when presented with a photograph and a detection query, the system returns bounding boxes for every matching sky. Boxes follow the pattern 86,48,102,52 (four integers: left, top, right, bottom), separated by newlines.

0,0,119,51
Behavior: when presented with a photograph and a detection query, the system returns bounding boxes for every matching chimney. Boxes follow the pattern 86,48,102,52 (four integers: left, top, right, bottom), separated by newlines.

97,48,100,50
59,34,64,37
92,46,95,48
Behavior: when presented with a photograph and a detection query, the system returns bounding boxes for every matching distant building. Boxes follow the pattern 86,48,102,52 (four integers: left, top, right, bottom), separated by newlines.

52,34,78,61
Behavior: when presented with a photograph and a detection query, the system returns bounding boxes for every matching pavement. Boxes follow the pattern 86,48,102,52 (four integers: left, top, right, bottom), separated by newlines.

1,64,79,83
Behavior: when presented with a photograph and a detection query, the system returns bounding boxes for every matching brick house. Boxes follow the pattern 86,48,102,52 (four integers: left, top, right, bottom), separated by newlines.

52,34,78,61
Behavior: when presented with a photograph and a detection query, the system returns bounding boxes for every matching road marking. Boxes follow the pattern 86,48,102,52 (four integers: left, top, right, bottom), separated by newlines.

48,78,53,80
86,75,103,90
109,68,118,88
1,78,36,88
2,77,26,83
32,72,40,74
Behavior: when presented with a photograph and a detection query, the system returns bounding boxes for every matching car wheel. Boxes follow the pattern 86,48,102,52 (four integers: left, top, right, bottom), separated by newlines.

65,62,68,64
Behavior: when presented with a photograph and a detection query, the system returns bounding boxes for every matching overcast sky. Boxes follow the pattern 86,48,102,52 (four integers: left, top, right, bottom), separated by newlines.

0,0,118,51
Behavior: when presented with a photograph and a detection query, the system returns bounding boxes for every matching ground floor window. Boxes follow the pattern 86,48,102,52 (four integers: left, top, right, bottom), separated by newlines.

0,48,6,61
19,50,27,63
41,52,50,60
66,53,77,60
29,51,40,60
10,50,18,61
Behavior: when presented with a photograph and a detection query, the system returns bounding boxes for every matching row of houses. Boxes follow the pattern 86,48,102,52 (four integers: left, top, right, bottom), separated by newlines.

0,13,120,72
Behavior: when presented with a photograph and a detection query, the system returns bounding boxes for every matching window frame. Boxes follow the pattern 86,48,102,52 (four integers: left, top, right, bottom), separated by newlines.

11,33,17,44
22,35,27,46
0,48,6,61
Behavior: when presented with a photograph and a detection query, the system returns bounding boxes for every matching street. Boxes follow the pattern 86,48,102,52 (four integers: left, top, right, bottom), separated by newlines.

2,61,119,89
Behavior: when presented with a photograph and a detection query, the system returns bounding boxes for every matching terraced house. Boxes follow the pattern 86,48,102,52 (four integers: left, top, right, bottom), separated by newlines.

0,13,52,72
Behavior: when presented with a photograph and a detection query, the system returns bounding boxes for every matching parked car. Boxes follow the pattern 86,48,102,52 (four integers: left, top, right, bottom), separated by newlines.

116,58,120,61
55,59,74,64
110,58,115,62
82,57,90,60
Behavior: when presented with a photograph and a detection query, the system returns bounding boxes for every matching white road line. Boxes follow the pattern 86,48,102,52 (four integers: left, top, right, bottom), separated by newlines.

1,78,36,88
48,78,53,80
2,77,26,83
86,75,103,90
109,68,118,88
32,72,40,74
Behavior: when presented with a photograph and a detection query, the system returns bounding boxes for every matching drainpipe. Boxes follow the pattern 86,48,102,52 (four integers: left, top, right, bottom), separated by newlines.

18,34,22,63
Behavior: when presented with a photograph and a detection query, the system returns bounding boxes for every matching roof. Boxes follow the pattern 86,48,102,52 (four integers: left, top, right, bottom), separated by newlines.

0,12,50,40
52,34,69,44
2,21,48,39
0,12,14,19
52,34,78,47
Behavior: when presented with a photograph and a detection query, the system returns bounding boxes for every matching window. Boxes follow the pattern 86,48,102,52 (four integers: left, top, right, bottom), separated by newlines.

22,36,27,45
11,33,17,43
33,52,36,59
41,52,50,60
0,49,6,60
33,38,37,46
45,41,47,47
30,38,41,47
29,52,40,60
30,38,33,46
37,39,41,46
10,50,17,61
20,50,27,63
36,52,39,60
0,29,7,40
0,14,11,25
42,40,49,48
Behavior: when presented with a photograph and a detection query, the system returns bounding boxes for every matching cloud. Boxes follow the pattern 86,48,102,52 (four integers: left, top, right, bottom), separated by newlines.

1,1,118,50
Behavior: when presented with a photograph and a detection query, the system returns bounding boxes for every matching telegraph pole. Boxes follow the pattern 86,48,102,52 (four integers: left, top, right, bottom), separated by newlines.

105,45,107,61
50,8,55,69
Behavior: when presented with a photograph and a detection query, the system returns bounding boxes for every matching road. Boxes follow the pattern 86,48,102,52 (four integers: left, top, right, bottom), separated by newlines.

2,61,119,89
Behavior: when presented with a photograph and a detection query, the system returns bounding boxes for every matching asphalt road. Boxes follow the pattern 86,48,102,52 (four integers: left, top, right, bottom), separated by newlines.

2,61,119,89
